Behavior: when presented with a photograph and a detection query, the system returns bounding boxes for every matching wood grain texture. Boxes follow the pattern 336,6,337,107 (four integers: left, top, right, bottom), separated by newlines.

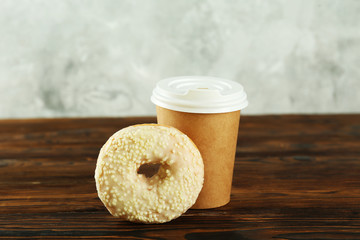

0,115,360,239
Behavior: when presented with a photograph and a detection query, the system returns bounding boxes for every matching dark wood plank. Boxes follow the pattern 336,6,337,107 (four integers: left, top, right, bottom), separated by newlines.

0,115,360,239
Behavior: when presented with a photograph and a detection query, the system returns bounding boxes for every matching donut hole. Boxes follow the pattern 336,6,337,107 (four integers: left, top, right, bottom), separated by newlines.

137,163,162,178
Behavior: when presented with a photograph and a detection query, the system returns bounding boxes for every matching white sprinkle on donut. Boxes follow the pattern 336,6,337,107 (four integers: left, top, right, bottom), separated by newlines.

95,124,204,223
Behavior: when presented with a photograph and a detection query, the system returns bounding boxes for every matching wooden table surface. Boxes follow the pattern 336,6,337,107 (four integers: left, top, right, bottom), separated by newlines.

1,115,360,239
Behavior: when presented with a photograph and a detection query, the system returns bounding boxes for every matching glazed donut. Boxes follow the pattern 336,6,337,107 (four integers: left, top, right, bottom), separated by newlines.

95,124,204,223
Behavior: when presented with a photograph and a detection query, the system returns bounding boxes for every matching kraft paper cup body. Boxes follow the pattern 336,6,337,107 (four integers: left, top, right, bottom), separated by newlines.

151,76,248,209
156,106,240,209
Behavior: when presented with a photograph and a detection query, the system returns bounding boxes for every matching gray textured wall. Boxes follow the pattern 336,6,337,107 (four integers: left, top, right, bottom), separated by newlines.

0,0,359,118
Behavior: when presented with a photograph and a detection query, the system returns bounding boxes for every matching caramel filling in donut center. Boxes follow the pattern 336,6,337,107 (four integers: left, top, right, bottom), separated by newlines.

137,163,162,178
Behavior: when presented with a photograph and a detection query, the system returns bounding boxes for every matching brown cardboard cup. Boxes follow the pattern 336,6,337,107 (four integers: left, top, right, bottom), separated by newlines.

151,76,248,209
156,106,240,209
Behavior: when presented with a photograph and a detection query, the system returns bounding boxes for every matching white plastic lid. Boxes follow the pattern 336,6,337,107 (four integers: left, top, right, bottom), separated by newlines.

151,76,248,114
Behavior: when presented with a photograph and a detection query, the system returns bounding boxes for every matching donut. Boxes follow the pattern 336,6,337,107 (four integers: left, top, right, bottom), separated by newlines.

94,124,204,223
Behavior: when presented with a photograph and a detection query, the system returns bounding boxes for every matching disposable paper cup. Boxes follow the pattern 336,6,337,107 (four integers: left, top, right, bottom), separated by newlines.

151,76,248,209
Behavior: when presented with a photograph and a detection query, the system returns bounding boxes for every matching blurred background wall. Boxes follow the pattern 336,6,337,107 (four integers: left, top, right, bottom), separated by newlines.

0,0,359,118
